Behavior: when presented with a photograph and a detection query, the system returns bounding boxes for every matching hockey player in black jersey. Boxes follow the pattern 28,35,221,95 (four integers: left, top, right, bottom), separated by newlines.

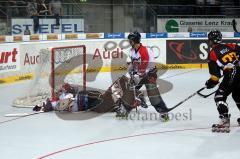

206,30,240,133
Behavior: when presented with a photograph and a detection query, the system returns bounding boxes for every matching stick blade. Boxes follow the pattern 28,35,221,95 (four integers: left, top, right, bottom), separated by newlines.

5,113,30,117
4,111,43,117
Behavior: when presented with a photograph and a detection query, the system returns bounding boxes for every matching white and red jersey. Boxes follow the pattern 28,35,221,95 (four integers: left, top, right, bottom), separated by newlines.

127,44,155,75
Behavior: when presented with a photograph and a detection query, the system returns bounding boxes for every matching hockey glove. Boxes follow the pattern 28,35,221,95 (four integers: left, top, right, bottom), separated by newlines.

205,79,219,89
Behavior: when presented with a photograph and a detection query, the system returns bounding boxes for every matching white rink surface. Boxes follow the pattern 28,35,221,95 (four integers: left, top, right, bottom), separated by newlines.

0,69,240,159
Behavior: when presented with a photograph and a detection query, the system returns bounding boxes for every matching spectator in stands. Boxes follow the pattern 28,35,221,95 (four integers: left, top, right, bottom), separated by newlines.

27,0,38,34
38,0,48,16
49,0,63,26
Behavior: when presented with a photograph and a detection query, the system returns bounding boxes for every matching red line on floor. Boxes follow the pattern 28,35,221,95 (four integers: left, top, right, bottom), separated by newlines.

37,126,215,159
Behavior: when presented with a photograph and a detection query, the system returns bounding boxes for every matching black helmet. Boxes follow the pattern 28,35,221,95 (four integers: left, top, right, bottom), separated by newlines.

208,30,222,43
128,31,141,43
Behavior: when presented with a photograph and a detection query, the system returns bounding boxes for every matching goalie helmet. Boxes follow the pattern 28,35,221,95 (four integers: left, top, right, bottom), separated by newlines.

62,83,71,92
208,30,222,44
128,31,141,43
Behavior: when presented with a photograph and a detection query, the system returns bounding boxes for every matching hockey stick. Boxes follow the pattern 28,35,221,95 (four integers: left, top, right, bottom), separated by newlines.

197,75,223,98
166,87,206,112
232,19,239,33
130,73,141,111
5,111,44,117
197,88,216,98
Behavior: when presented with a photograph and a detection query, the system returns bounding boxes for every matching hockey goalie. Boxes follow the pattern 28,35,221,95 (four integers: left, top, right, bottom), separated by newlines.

32,75,148,115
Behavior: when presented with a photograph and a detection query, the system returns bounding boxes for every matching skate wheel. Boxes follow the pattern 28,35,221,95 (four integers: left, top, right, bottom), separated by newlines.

212,124,217,132
220,127,230,133
212,124,218,128
220,128,225,133
225,127,230,133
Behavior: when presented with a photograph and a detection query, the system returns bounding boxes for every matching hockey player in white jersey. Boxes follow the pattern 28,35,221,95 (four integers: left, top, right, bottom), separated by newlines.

114,31,169,121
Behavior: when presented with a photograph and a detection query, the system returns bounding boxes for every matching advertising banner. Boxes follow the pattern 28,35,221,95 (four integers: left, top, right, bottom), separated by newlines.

0,44,20,73
190,32,207,38
11,18,84,35
13,36,23,42
167,39,209,64
146,33,167,38
86,33,104,39
0,38,167,85
166,39,240,64
64,34,78,40
104,33,125,39
157,18,237,32
0,36,6,43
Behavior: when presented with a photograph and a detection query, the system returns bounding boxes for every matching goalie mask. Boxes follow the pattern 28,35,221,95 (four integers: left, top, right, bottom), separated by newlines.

62,83,71,92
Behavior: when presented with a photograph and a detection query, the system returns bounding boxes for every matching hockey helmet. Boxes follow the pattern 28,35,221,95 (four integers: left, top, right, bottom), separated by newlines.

62,83,71,91
128,31,141,43
208,30,222,44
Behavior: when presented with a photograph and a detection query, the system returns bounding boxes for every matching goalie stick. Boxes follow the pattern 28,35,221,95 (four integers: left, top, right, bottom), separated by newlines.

5,111,44,117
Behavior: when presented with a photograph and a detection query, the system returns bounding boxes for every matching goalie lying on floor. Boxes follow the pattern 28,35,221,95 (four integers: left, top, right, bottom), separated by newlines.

33,75,148,117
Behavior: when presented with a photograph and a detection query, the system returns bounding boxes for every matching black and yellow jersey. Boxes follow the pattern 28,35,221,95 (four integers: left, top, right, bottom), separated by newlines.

208,43,240,82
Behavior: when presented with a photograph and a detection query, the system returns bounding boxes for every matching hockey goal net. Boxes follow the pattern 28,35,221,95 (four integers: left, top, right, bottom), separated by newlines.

12,45,86,107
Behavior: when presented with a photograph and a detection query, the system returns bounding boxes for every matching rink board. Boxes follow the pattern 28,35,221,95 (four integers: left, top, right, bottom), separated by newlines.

1,35,238,85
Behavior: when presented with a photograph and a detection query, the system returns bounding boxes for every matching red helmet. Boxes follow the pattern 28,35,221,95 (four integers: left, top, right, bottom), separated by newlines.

62,83,71,91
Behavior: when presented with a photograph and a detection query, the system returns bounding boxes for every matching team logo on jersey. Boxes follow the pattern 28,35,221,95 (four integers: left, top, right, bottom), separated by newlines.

220,48,229,54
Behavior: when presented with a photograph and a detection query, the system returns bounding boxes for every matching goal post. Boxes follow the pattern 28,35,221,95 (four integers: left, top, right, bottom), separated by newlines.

13,45,87,108
50,45,86,98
